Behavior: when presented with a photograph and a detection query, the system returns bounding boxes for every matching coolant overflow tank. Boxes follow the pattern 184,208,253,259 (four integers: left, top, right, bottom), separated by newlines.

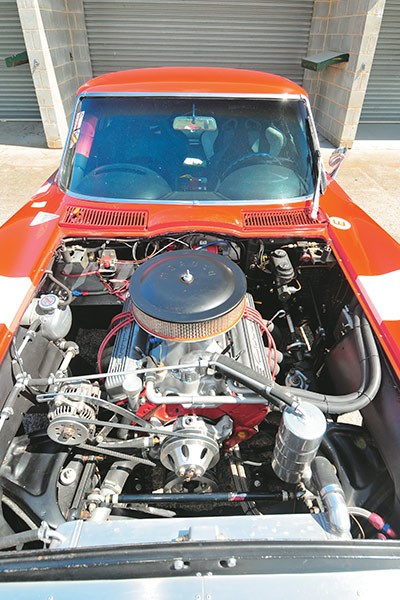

21,294,72,341
272,402,326,484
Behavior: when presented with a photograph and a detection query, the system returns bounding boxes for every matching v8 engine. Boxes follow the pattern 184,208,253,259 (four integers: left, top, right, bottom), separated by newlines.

0,233,397,547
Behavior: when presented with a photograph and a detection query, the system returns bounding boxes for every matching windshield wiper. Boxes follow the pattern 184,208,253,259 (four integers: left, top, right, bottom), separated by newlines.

310,149,322,220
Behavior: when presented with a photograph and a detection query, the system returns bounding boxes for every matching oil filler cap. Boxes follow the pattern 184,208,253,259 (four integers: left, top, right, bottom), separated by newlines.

38,294,59,312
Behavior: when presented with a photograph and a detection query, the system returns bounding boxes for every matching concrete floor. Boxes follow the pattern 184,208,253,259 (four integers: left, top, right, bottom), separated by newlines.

0,122,399,242
0,123,62,226
320,135,400,243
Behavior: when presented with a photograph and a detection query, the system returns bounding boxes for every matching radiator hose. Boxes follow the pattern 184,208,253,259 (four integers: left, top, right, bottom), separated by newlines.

310,456,351,538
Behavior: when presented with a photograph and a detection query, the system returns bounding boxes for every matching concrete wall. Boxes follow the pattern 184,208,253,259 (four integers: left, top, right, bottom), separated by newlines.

304,0,386,147
17,0,92,148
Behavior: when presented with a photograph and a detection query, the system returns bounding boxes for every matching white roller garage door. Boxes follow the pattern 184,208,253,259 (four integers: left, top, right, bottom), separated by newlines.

360,0,400,123
0,1,40,120
83,0,314,85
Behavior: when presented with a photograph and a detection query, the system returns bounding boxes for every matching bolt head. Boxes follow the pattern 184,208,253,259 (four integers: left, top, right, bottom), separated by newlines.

186,468,195,479
173,559,184,571
227,557,237,568
60,467,77,486
61,426,75,440
181,269,194,284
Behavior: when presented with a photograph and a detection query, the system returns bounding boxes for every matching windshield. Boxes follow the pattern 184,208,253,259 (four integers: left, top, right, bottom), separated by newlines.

60,96,314,202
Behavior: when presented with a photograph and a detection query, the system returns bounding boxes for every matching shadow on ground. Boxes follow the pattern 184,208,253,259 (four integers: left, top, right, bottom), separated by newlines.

0,122,47,148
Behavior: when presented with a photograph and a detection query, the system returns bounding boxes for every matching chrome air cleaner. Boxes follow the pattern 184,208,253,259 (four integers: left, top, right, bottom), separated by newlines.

129,250,246,341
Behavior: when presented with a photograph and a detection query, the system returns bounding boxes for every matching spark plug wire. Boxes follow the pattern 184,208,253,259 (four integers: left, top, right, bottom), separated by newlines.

244,305,278,379
97,311,135,373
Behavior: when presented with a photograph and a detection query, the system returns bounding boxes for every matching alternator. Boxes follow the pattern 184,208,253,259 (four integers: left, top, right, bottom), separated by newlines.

47,382,100,445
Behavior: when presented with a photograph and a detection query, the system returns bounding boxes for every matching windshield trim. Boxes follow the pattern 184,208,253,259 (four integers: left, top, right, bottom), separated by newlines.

58,92,319,205
79,91,307,99
62,189,314,206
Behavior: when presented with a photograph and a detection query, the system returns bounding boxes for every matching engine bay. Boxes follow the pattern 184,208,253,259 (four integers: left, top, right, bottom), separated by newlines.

0,232,398,550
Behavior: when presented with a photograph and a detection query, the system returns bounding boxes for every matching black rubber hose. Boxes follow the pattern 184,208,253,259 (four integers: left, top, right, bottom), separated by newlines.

311,456,342,492
102,460,135,495
319,437,353,500
278,308,381,414
0,528,42,551
209,354,290,409
309,457,351,536
211,306,381,415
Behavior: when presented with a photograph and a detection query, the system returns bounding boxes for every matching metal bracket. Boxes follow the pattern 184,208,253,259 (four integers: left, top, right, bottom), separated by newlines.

302,51,349,72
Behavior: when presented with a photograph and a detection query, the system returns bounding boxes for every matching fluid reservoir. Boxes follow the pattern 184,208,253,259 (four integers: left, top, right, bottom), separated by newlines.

272,401,326,484
21,294,72,341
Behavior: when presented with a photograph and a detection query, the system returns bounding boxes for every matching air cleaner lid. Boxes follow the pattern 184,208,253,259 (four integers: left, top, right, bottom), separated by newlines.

129,250,246,324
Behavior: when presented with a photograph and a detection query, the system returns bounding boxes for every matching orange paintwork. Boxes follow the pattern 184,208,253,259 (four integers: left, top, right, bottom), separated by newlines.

78,66,306,97
0,67,399,378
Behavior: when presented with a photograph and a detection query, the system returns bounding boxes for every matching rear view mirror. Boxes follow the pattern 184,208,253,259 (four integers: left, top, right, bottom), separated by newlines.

173,116,217,132
328,146,347,179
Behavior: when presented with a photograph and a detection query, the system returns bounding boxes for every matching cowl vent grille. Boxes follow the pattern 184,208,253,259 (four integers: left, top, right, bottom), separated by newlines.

60,206,148,229
242,209,316,229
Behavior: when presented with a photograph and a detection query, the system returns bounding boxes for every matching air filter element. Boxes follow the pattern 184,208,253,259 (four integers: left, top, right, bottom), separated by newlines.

129,250,246,341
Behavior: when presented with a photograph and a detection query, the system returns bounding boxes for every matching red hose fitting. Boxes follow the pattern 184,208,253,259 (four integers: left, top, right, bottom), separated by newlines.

368,513,397,539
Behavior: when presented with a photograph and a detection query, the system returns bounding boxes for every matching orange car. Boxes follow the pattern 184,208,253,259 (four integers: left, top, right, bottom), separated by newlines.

0,67,399,591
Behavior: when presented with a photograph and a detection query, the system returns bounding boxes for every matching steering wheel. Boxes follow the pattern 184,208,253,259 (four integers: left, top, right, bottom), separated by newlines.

82,163,172,199
220,152,283,180
92,163,161,177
